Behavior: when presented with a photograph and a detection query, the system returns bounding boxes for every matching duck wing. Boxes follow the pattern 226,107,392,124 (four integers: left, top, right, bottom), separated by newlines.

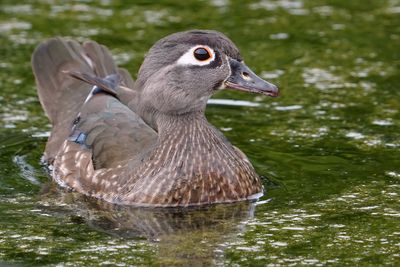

67,72,157,169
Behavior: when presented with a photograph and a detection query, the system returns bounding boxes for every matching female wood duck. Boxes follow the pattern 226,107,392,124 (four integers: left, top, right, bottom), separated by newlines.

32,30,278,207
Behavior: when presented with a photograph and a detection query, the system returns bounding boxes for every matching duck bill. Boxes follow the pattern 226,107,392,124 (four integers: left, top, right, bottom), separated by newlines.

225,58,279,97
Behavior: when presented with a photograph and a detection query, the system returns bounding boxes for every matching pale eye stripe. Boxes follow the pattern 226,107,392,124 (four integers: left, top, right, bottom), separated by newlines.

176,45,215,66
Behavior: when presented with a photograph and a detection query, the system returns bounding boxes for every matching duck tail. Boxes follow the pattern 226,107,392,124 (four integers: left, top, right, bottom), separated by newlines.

32,38,119,123
32,38,134,163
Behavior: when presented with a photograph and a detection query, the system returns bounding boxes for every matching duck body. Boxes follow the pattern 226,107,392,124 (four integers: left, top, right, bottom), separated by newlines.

32,30,278,207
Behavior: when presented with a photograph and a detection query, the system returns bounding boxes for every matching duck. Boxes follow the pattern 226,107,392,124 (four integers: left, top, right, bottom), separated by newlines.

32,30,278,207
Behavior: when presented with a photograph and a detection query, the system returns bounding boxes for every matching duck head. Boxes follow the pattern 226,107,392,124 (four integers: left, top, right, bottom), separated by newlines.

135,30,278,118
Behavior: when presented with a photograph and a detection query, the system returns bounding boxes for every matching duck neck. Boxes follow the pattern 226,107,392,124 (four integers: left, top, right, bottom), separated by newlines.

157,110,204,134
155,111,225,146
152,112,236,161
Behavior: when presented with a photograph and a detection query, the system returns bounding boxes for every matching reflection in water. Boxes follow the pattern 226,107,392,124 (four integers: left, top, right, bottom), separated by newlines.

39,183,256,265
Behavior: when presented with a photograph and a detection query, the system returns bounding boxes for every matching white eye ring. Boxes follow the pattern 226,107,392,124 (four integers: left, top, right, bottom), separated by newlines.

176,45,215,66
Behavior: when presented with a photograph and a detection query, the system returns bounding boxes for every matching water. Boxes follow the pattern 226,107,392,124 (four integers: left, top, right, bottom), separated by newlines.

0,0,399,266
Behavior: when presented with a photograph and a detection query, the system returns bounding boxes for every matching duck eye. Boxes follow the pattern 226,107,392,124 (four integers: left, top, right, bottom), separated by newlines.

193,47,211,61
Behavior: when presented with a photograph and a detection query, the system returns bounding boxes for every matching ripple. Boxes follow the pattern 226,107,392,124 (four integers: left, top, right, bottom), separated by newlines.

372,119,393,126
2,4,33,14
386,6,400,14
312,6,333,16
250,0,304,13
113,52,134,65
281,226,305,231
1,110,29,128
51,4,113,17
143,10,168,25
270,33,289,40
208,99,261,107
261,69,284,79
20,236,47,241
0,20,31,32
270,241,288,247
332,23,346,30
345,131,364,140
209,0,229,9
274,105,302,111
386,171,400,178
31,131,51,138
12,155,41,186
72,27,112,36
302,68,343,90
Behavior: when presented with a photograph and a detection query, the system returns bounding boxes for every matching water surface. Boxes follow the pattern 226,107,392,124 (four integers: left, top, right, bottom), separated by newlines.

0,0,399,266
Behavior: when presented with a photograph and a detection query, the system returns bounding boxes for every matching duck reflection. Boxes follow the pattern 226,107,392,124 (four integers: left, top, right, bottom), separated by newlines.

40,183,255,238
39,183,257,265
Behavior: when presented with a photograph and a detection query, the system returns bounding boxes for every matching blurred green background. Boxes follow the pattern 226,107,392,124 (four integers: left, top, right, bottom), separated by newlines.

0,0,399,266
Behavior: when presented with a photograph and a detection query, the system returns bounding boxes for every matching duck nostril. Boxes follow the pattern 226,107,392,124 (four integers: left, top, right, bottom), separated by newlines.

242,71,251,81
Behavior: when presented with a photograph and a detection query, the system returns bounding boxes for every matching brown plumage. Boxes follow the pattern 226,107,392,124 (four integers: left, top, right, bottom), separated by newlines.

32,30,278,207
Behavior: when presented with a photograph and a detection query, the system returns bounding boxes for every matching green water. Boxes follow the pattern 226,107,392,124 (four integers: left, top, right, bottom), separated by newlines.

0,0,399,266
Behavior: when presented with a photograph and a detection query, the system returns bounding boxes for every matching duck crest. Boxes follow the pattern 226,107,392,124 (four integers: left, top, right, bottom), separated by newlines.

32,30,278,207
